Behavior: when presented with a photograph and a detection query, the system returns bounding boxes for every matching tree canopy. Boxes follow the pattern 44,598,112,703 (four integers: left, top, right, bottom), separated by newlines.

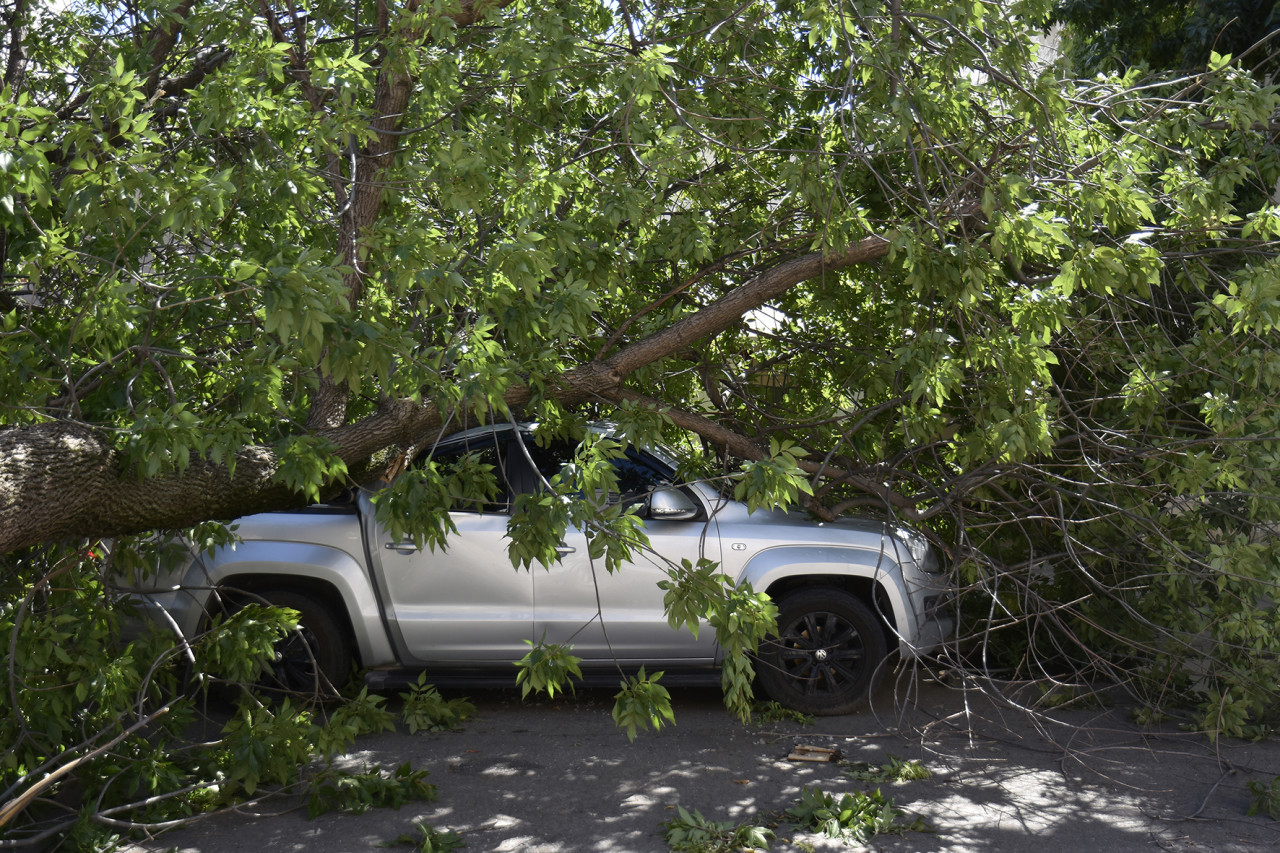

1051,0,1280,74
3,0,1280,846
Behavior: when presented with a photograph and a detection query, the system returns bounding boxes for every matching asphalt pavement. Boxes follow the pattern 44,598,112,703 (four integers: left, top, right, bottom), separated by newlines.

122,671,1280,852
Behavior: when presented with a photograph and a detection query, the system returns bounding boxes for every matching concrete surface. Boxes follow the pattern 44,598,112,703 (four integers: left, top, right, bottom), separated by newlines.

122,672,1280,852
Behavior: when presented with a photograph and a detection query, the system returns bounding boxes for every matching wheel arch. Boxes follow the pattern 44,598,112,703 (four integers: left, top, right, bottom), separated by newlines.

763,574,898,648
215,574,358,662
204,540,398,668
738,545,915,650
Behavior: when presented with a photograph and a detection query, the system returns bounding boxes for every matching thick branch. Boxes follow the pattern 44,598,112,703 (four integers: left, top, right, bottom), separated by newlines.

0,362,618,552
144,0,197,98
602,235,890,376
0,423,283,553
3,0,27,91
604,387,919,519
0,235,889,553
152,46,234,103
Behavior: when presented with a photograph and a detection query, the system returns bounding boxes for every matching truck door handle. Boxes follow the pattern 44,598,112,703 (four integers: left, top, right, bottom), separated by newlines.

385,541,417,553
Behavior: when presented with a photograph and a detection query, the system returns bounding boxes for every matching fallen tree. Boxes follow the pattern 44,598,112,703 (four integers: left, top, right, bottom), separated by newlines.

3,0,1280,846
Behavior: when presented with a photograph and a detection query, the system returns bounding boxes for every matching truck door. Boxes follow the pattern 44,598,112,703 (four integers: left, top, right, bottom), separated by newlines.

524,440,721,663
366,432,535,664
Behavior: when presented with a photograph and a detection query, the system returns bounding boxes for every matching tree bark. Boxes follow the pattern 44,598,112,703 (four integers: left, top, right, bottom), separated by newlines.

301,0,518,432
3,0,28,92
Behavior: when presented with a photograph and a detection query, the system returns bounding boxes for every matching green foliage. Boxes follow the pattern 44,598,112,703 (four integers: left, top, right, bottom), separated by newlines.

1050,0,1280,75
400,675,477,733
197,603,297,684
506,491,574,571
217,700,326,796
659,559,777,723
381,822,468,852
752,702,814,726
710,585,777,725
662,805,775,853
373,453,498,552
515,638,584,699
6,0,1280,841
665,784,923,851
307,763,436,818
733,440,814,514
612,668,676,741
313,689,398,759
1248,777,1280,820
786,786,924,842
844,757,932,784
0,546,191,831
564,436,650,574
273,436,351,503
0,542,432,847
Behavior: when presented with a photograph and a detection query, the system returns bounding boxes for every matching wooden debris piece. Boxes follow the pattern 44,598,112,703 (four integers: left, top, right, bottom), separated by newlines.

787,745,839,763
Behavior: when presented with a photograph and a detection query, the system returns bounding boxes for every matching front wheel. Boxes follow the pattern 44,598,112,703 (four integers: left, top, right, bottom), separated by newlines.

756,588,888,716
252,589,353,697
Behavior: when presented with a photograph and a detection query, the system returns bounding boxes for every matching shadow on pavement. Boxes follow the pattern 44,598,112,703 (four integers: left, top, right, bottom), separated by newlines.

124,673,1280,852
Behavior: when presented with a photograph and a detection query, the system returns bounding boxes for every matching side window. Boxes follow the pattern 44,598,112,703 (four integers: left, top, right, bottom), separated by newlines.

523,440,575,488
414,438,512,513
514,438,682,510
613,451,673,502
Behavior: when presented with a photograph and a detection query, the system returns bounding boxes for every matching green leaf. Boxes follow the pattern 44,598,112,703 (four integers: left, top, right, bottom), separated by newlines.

611,667,674,741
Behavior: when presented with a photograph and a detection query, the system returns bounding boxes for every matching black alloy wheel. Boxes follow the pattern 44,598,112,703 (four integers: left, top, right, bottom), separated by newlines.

756,588,888,716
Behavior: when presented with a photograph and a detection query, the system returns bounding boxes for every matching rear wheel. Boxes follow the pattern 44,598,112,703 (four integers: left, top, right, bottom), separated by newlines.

251,589,353,696
756,588,887,716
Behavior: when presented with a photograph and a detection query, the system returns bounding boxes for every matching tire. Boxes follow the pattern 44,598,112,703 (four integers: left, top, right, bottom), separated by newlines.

253,589,354,697
756,588,888,716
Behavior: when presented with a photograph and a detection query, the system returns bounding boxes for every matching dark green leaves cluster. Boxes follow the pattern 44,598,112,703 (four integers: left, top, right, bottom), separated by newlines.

374,451,499,551
514,638,584,700
1050,0,1280,75
661,558,778,723
1248,776,1280,820
845,756,932,784
612,667,676,742
662,805,775,853
664,778,928,851
307,763,436,819
733,440,814,514
198,603,298,684
787,786,919,842
400,675,477,734
0,542,439,848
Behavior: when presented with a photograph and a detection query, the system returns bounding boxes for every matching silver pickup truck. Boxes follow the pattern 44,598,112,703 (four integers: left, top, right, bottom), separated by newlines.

123,423,951,715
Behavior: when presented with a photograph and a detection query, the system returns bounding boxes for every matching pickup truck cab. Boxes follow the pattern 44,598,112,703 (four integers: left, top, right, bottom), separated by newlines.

123,423,951,715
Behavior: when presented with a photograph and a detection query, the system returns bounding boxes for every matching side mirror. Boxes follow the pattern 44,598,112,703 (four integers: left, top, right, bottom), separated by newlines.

645,487,699,521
